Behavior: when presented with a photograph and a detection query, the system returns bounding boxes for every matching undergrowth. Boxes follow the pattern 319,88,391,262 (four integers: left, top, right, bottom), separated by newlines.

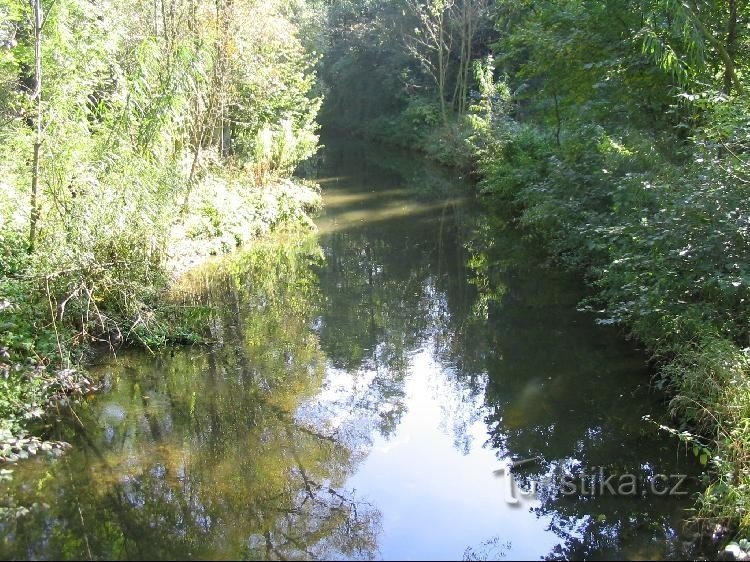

0,169,320,456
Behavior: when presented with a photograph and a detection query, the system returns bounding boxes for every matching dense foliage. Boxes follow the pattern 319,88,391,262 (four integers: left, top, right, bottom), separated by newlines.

3,0,750,551
316,0,750,547
470,1,750,543
0,0,322,435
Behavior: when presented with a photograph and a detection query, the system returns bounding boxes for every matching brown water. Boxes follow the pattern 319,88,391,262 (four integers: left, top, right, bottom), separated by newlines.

0,135,700,560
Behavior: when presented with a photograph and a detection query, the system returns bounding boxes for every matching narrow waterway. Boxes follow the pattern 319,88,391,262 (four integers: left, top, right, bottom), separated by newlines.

0,135,699,560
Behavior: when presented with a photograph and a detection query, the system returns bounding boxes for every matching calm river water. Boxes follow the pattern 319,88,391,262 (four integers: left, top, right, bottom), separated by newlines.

0,135,700,560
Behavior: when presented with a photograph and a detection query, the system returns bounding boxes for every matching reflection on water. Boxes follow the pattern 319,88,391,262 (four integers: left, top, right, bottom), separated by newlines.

1,235,380,560
0,136,699,560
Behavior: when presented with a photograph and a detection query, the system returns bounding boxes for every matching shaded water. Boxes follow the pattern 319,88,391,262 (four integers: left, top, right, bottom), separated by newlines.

1,136,700,560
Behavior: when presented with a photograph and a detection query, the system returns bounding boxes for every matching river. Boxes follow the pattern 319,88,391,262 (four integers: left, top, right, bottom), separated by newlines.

0,135,700,560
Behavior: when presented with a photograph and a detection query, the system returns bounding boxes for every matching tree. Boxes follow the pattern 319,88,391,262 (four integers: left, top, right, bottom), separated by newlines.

28,0,41,253
404,0,456,121
638,0,747,95
451,0,488,116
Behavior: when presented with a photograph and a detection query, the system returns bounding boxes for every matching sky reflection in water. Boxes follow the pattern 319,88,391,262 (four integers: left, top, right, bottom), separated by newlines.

0,136,699,561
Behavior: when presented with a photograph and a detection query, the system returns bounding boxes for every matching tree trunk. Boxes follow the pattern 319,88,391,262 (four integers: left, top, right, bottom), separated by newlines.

438,12,447,122
183,0,232,211
459,1,472,116
682,0,742,94
28,0,43,254
452,0,469,114
451,9,465,111
724,0,738,94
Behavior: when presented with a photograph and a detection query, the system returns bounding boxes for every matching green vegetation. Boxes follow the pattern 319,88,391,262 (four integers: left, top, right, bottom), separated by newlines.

0,0,322,440
477,3,750,544
0,232,381,559
3,0,750,552
317,0,750,547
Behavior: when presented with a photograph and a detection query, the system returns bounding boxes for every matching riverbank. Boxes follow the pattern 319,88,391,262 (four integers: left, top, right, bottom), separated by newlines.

0,173,321,461
356,106,750,552
0,0,323,466
0,134,699,560
471,118,750,552
324,102,476,172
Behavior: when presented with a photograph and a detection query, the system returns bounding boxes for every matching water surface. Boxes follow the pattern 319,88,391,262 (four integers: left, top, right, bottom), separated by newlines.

0,136,699,560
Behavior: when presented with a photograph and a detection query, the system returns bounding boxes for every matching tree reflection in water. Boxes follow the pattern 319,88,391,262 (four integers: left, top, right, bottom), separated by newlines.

1,137,700,561
0,233,380,560
310,137,699,561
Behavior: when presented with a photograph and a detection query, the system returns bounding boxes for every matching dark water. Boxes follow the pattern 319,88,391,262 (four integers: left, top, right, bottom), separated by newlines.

0,136,700,560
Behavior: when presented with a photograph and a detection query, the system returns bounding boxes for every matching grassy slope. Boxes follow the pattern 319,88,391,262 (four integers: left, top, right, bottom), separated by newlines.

0,173,321,458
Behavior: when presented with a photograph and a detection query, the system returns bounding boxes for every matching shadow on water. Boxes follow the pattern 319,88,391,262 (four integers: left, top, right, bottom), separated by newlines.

0,134,701,560
0,235,381,560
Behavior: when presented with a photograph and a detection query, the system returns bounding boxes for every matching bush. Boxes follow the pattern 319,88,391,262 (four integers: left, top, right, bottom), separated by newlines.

475,107,750,539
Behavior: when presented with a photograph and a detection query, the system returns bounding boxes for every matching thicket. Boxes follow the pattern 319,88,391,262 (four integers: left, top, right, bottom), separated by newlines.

470,2,750,544
0,0,322,439
319,0,750,548
4,0,750,549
